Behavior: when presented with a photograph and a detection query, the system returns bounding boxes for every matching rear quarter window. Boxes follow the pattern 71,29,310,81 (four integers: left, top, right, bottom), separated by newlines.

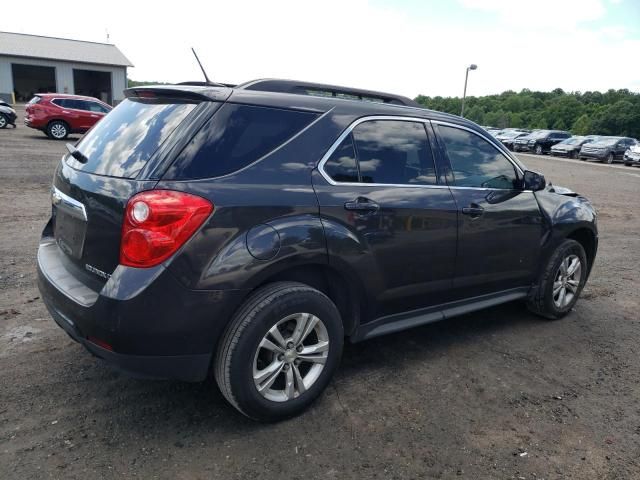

165,103,318,180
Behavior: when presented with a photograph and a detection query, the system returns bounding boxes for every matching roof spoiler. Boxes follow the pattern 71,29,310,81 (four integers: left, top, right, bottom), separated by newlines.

237,79,420,107
123,85,231,102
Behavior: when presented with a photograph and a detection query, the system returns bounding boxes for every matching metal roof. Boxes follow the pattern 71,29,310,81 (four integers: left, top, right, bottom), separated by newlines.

0,31,133,67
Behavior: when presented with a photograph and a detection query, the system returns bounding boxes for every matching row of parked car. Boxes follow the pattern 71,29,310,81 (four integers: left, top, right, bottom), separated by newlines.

483,126,640,166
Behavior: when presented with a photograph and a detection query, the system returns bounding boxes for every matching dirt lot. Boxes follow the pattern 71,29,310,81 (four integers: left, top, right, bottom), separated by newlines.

1,108,639,479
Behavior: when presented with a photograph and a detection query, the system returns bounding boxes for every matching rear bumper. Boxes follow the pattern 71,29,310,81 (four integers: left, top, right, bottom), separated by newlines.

24,116,44,129
37,237,248,382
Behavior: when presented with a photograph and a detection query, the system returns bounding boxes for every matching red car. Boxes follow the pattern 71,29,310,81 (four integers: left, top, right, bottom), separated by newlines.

24,94,112,140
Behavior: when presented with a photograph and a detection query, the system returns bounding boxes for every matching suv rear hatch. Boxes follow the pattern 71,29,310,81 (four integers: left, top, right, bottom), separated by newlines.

50,86,230,287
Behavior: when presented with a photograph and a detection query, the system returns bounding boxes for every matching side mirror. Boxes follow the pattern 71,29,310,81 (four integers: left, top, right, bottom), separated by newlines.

523,170,546,191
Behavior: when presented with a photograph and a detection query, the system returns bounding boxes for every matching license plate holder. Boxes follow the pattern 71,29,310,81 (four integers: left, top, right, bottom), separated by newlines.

52,188,88,260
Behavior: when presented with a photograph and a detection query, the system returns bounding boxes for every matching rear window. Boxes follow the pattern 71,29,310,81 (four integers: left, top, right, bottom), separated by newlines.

72,98,197,178
165,103,318,180
28,96,41,104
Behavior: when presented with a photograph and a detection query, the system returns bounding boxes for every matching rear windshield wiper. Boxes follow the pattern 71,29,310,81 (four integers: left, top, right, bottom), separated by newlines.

66,143,88,164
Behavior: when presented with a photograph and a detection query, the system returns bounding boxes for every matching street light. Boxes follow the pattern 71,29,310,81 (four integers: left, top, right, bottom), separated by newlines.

460,64,477,118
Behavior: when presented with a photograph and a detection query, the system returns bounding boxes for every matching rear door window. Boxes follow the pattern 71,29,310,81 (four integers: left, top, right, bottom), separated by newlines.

72,98,198,178
324,133,359,183
352,120,436,185
322,119,437,185
165,104,318,179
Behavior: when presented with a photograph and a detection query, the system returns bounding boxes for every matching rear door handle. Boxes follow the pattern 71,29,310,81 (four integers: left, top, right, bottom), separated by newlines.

344,197,380,213
462,204,484,217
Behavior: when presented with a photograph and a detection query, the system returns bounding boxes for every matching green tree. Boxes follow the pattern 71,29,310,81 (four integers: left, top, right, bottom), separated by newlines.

414,88,640,138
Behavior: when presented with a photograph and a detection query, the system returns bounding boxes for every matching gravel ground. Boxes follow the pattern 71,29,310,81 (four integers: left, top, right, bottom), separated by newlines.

1,107,639,479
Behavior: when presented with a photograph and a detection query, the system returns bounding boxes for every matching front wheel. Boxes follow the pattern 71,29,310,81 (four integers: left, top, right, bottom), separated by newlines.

527,239,588,320
535,144,543,155
0,114,7,129
605,152,614,164
570,150,578,159
215,282,344,421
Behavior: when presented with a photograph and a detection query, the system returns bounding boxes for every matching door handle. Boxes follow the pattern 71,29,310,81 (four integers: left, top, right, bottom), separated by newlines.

344,197,380,213
462,204,484,217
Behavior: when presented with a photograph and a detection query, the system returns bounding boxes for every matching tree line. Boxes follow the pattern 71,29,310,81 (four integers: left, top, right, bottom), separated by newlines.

414,88,640,139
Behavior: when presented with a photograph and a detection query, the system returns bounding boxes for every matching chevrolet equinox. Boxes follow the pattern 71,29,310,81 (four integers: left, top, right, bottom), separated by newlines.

38,79,598,421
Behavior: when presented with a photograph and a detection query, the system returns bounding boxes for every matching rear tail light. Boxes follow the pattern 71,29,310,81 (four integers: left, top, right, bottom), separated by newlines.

120,190,213,268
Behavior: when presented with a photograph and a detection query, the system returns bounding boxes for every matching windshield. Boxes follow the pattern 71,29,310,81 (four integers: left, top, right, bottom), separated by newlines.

559,137,582,145
530,130,550,139
503,131,524,138
591,137,620,147
72,98,198,178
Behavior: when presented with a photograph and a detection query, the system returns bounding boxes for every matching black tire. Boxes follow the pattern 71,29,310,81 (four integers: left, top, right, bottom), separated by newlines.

570,150,578,159
527,239,588,320
0,114,7,129
215,281,344,421
605,152,614,164
535,144,543,155
47,120,69,140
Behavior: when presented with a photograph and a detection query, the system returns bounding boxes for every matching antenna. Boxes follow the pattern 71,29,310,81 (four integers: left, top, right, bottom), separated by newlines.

191,48,212,85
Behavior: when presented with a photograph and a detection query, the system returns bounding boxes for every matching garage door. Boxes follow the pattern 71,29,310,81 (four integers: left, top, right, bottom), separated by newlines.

73,69,112,105
12,64,56,102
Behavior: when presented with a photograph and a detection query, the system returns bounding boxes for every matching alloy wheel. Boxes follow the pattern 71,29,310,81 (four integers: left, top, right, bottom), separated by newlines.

552,254,582,309
51,123,67,139
606,153,614,164
0,115,6,128
253,312,329,402
535,145,543,155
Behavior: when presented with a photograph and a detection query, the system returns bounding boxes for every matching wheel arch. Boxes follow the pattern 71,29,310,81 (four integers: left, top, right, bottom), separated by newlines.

566,227,597,276
250,263,364,337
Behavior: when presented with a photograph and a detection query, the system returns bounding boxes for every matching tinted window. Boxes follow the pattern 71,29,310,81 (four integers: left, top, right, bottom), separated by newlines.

73,98,197,178
52,98,68,108
324,134,359,182
87,101,109,113
352,120,436,185
167,104,318,180
66,99,83,110
438,125,519,189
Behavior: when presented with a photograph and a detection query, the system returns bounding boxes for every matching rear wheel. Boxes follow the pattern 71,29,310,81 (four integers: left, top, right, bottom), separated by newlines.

0,114,7,129
47,121,69,140
606,152,614,164
215,281,343,421
527,239,587,320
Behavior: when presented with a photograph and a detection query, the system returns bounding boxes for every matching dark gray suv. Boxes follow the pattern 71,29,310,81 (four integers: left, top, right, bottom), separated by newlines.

38,79,598,421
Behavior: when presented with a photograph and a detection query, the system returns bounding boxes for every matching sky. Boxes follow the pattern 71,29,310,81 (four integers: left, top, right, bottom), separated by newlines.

2,0,639,98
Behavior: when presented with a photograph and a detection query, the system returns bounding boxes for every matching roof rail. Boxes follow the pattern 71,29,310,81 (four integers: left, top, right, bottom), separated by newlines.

237,79,421,108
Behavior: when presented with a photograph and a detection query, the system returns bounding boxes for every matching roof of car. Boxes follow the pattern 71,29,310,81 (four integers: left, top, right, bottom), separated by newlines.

36,93,108,102
125,82,481,133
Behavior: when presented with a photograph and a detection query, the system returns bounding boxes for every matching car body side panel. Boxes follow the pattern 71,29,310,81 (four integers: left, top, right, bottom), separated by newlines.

533,188,598,276
156,108,349,291
447,188,544,296
312,170,459,321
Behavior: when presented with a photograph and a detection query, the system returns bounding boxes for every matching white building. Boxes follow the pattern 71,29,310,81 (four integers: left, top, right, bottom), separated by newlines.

0,31,133,105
